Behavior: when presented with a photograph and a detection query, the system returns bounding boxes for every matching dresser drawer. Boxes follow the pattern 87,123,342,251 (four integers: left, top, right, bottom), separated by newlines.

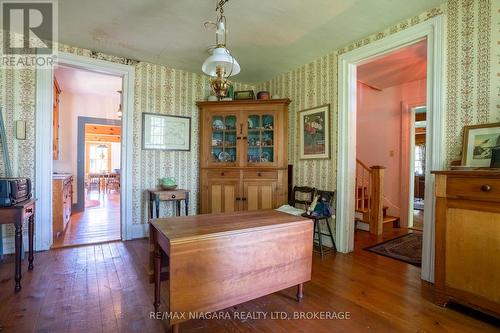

447,177,500,202
206,170,241,179
156,191,187,201
243,170,278,180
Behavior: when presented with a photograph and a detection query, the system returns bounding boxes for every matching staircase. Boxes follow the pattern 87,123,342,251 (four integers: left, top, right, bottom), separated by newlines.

355,159,400,234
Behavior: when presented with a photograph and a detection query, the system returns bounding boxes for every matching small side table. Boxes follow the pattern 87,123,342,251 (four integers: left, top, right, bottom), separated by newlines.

0,198,36,292
148,189,190,219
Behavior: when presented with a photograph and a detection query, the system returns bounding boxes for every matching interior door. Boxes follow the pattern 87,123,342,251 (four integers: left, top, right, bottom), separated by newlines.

243,181,277,211
207,179,241,213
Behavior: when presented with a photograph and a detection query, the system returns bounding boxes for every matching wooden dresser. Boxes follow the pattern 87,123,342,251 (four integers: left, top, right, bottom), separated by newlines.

197,99,290,214
53,174,73,239
433,170,500,317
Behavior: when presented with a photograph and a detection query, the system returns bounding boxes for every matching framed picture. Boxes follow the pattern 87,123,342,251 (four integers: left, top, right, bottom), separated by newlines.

142,113,191,151
299,104,330,159
461,122,500,167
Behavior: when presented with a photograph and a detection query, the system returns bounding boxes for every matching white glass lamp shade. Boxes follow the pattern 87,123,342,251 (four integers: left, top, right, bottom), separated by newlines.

202,47,240,77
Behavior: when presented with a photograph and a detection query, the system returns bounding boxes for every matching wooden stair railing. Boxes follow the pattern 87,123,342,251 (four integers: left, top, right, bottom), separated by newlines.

355,159,389,235
355,159,372,220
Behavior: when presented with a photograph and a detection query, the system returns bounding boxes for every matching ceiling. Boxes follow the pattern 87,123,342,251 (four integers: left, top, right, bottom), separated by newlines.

55,66,122,97
58,0,444,83
357,39,427,89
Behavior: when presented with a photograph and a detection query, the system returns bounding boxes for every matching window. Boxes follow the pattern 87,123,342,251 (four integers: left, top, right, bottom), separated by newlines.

87,143,111,173
415,144,426,176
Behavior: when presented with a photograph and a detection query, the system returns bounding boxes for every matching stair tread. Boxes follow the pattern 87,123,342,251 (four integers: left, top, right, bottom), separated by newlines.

383,215,399,223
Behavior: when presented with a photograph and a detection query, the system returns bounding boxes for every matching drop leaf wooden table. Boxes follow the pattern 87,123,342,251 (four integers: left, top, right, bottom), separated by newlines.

149,209,313,332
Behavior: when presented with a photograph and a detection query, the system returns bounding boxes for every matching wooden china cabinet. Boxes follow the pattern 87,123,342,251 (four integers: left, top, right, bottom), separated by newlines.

197,99,290,214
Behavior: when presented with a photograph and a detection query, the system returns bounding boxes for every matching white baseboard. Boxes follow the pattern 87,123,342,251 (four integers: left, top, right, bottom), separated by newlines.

131,223,149,239
1,235,30,255
356,220,370,231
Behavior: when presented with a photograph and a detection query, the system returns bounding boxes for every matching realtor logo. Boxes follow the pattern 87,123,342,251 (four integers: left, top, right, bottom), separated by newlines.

1,0,57,67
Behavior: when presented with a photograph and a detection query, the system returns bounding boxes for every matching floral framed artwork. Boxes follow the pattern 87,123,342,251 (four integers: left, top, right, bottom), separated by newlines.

142,113,191,151
461,122,500,167
299,104,330,159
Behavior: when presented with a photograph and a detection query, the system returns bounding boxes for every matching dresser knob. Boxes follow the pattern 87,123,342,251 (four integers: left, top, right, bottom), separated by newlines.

481,184,492,192
221,172,225,176
257,172,262,177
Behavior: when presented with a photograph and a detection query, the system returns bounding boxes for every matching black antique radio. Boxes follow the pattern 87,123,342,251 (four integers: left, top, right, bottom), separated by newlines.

0,178,32,207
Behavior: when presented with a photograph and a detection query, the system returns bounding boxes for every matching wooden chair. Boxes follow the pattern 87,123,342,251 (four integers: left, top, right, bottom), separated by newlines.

106,173,120,193
86,173,101,195
289,186,316,211
310,190,337,257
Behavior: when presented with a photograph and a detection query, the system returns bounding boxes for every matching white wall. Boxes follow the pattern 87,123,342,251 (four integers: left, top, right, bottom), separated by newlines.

53,90,121,202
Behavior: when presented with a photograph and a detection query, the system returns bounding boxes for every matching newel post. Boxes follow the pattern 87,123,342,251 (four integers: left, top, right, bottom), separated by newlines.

370,166,385,235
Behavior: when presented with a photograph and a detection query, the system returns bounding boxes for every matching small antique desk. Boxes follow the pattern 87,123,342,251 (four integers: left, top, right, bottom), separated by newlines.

148,188,189,218
149,210,313,333
0,198,36,292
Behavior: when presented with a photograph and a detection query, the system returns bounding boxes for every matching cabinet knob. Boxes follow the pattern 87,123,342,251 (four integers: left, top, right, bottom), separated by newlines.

481,184,492,192
257,172,262,177
221,172,225,176
236,197,241,201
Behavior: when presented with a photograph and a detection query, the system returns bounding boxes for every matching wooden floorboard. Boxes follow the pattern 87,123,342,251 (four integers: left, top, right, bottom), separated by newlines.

52,191,121,248
0,229,498,332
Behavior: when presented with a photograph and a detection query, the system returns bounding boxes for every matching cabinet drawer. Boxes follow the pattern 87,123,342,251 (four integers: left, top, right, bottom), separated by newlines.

447,177,500,201
243,170,278,180
206,170,241,179
157,191,187,201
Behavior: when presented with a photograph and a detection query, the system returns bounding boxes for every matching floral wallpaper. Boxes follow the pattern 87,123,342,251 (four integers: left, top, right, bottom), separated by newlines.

257,0,498,191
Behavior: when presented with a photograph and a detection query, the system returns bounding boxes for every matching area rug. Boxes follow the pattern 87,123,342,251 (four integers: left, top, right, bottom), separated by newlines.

414,198,424,210
364,233,422,266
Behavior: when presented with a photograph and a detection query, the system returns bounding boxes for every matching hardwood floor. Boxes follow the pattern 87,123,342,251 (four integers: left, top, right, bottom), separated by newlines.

0,231,498,332
52,191,121,248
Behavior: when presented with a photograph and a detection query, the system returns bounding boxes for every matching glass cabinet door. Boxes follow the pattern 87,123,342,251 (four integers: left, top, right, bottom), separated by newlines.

210,114,238,165
246,113,275,165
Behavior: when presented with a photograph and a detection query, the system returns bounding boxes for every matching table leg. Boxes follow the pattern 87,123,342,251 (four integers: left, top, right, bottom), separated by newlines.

155,195,160,219
296,283,304,302
28,214,34,270
185,193,189,216
14,224,22,292
172,324,179,333
176,201,181,217
153,237,162,311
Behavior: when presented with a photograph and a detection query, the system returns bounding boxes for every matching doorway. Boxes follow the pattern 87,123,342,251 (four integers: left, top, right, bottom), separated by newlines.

410,106,426,231
336,16,445,282
51,65,123,248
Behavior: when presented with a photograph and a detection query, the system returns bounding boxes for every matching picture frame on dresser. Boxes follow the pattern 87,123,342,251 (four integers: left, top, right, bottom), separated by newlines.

298,104,330,160
461,122,500,167
142,113,191,151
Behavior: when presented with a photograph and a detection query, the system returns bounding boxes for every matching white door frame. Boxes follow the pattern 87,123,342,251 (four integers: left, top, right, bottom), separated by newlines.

35,51,135,250
336,15,444,282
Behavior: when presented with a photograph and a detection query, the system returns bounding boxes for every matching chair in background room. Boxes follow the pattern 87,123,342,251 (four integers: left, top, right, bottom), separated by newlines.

86,173,101,196
106,173,120,193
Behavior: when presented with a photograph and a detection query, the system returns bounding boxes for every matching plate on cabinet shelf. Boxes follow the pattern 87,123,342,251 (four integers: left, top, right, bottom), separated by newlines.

261,151,271,162
218,151,231,162
213,119,225,130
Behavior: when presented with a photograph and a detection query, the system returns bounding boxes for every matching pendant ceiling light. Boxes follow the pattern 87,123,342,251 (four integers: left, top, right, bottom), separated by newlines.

202,0,240,99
